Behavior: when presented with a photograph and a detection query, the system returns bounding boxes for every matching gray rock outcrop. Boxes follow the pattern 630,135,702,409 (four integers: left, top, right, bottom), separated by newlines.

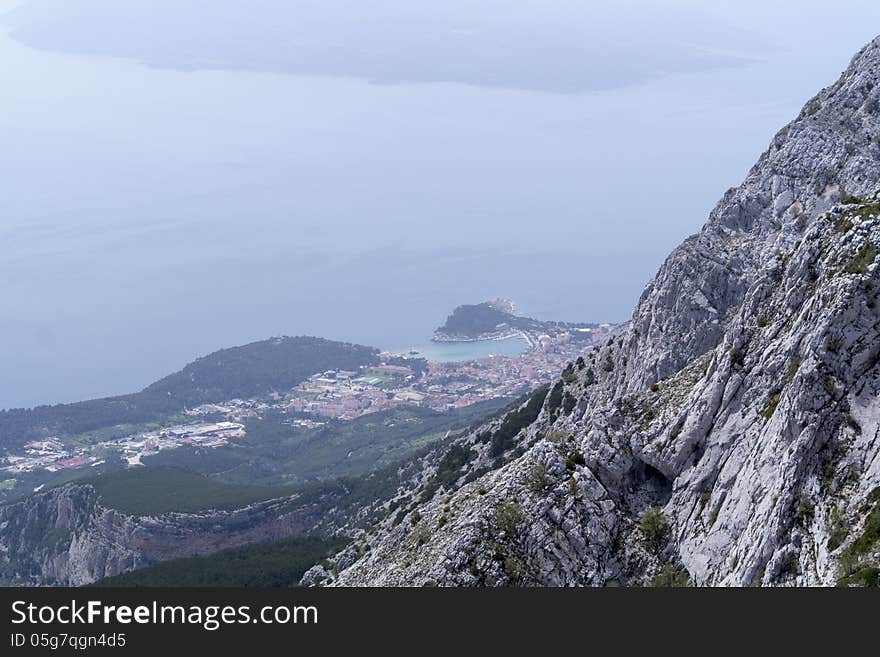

332,35,880,587
0,482,340,585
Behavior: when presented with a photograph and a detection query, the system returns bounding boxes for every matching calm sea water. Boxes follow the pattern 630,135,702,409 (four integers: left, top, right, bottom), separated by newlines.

2,5,877,409
388,337,528,362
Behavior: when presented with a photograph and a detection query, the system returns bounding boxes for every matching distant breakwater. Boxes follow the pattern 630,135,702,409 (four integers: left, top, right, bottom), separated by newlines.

431,330,534,348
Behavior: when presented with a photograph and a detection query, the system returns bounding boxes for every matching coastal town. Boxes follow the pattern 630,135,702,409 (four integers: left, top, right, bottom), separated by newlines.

0,322,615,487
187,322,615,423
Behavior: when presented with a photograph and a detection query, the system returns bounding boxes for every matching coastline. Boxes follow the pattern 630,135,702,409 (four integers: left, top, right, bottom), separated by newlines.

431,329,537,350
432,330,520,343
389,334,530,363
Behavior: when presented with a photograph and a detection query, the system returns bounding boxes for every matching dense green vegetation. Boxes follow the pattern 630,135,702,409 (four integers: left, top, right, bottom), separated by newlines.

145,336,379,404
437,302,538,337
143,399,509,486
86,409,498,528
0,337,379,451
85,467,296,515
419,443,476,502
93,535,348,587
436,302,598,338
545,381,564,417
483,386,549,457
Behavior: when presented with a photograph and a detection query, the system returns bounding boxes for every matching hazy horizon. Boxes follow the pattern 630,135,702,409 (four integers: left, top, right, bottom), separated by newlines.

3,0,880,409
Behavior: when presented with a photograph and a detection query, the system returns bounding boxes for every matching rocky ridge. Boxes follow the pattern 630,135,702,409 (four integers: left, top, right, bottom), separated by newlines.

0,483,332,585
329,36,880,587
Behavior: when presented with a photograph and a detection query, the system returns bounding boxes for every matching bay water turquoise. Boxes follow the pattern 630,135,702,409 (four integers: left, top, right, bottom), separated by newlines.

387,336,529,363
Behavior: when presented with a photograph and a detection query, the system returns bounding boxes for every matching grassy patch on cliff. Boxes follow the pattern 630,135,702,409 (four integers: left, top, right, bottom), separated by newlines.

649,564,692,587
836,487,880,587
86,467,296,515
843,242,879,275
93,535,347,587
836,566,880,588
849,504,880,556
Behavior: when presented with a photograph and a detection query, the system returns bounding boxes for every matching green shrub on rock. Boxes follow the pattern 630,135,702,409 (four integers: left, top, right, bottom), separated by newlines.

649,564,692,587
496,500,523,536
639,507,670,552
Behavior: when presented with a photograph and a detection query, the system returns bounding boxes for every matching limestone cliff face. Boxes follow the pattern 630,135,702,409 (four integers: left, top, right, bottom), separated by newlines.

332,36,880,587
0,483,339,586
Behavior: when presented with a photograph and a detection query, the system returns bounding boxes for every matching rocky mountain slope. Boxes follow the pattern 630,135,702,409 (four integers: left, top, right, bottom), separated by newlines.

0,481,332,586
0,456,431,585
329,36,880,587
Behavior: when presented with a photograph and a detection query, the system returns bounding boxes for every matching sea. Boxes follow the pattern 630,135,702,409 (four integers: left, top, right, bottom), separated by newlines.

2,2,877,409
389,337,529,363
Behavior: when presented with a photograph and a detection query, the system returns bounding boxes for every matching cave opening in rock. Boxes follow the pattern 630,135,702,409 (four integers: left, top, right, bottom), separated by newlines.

634,460,674,506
